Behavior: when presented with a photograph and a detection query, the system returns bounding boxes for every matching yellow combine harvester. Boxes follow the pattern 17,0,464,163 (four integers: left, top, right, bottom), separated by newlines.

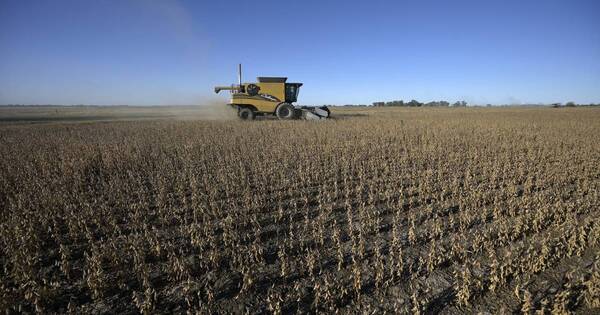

214,65,330,120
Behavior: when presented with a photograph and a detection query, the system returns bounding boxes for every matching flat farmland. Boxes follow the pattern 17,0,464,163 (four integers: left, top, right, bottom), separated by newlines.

1,106,599,314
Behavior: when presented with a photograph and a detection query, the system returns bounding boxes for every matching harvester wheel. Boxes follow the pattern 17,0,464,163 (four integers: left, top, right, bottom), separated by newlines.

276,103,294,119
238,107,255,120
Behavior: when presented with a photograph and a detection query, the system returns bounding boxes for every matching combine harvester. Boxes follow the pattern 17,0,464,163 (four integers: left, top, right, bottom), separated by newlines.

214,64,330,120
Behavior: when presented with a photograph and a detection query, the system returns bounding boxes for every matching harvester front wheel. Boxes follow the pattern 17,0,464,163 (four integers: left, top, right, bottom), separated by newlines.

276,103,294,120
238,107,255,120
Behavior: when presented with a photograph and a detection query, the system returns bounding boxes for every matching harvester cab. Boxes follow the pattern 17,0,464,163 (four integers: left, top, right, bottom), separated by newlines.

214,64,330,120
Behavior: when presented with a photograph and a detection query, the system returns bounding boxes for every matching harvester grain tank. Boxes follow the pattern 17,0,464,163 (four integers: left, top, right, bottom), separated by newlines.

214,64,330,120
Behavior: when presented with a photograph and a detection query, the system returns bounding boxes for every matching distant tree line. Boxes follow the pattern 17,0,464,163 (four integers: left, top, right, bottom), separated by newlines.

551,102,599,107
370,101,600,107
372,100,467,107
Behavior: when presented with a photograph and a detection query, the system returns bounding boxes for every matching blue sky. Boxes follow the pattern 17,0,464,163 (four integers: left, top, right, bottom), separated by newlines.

1,0,599,105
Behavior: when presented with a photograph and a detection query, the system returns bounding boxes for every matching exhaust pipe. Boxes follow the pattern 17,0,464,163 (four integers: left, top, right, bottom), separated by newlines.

213,64,244,94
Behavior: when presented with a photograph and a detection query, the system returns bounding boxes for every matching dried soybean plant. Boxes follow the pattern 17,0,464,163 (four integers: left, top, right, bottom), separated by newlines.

0,107,598,313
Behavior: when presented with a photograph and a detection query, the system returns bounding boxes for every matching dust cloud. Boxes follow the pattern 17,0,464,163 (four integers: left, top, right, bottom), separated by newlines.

195,97,237,120
160,97,237,121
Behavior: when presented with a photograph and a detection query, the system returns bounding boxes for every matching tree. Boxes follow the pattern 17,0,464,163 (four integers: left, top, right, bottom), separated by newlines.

385,100,404,107
406,100,422,107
